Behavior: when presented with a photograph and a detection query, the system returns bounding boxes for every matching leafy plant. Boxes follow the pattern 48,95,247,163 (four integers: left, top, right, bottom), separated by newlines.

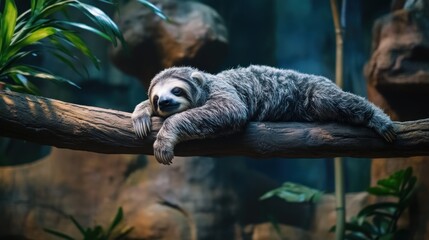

331,167,418,240
0,0,126,94
0,0,169,95
44,207,133,240
259,182,323,240
260,181,323,203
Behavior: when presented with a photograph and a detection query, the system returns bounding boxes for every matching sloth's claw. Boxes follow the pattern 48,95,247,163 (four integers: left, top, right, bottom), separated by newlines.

132,115,152,139
377,123,397,143
153,139,174,165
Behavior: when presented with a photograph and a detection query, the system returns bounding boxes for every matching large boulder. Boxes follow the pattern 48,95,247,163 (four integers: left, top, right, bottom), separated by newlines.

110,0,228,89
364,6,429,239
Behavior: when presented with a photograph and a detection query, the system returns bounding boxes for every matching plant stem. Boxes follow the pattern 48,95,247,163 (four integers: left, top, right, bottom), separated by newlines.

330,0,346,239
334,157,345,240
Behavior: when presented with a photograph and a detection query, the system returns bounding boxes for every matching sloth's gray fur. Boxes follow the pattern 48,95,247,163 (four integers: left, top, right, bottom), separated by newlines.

132,65,396,164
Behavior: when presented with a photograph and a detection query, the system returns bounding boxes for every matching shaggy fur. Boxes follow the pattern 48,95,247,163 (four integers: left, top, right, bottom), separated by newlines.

132,65,396,164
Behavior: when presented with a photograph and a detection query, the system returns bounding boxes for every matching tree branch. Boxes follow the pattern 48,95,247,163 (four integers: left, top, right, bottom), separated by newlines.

1,91,429,158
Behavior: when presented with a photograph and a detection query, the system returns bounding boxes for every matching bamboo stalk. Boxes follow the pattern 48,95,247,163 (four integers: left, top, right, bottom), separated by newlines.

329,0,346,239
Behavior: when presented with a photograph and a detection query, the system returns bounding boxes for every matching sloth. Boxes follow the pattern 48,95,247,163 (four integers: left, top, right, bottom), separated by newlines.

132,65,396,165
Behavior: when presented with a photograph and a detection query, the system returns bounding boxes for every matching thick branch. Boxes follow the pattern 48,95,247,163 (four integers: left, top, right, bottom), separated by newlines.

1,91,429,158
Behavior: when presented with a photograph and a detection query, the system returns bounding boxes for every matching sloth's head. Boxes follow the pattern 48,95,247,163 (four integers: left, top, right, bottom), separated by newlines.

148,67,208,117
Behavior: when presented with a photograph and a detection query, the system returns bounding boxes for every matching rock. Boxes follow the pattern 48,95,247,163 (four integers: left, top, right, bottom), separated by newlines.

0,148,137,240
110,0,228,89
0,149,287,240
364,8,429,120
365,7,429,240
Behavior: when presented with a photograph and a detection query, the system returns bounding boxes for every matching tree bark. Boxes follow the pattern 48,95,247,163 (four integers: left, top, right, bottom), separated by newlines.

1,90,429,159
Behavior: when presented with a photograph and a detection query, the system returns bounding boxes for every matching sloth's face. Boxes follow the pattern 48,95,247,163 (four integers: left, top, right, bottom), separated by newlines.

150,78,193,117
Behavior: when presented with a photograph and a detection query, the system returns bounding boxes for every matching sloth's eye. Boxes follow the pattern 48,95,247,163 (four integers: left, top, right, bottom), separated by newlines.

171,87,184,96
153,95,159,103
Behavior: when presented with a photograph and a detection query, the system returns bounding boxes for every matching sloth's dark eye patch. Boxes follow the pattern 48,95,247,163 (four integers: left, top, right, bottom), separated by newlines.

153,95,159,104
152,95,159,111
171,87,184,96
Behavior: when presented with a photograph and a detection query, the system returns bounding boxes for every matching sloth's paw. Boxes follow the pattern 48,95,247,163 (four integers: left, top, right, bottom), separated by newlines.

368,112,397,143
376,123,397,143
132,114,152,139
153,139,174,165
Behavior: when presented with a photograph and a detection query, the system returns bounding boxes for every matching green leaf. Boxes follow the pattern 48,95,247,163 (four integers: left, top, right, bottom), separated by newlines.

401,176,417,201
4,83,30,94
377,179,400,192
7,27,58,60
106,207,124,237
61,31,100,69
31,0,36,12
38,0,74,18
0,50,35,75
36,0,46,13
70,2,122,46
137,0,168,21
372,215,390,235
49,35,89,75
367,186,396,197
259,182,323,203
399,177,418,207
56,21,112,42
70,215,86,235
357,202,398,219
96,0,117,4
44,228,75,240
49,51,88,79
5,65,80,89
17,27,58,46
1,0,18,53
10,74,41,95
401,167,413,187
88,225,103,239
343,222,374,239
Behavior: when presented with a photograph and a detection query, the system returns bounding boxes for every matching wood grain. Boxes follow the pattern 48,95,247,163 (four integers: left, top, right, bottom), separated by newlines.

1,91,428,158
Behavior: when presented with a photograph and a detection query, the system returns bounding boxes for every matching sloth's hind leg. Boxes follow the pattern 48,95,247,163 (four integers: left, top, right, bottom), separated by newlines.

132,100,153,139
310,88,396,142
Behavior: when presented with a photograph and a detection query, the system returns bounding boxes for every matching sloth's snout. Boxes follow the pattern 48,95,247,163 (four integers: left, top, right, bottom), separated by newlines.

159,98,173,107
158,97,179,112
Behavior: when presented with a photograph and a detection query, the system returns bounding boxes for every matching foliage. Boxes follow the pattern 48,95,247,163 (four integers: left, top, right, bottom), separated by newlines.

331,167,418,240
0,0,167,95
136,0,168,21
0,0,124,94
260,181,323,203
44,207,133,240
259,182,323,239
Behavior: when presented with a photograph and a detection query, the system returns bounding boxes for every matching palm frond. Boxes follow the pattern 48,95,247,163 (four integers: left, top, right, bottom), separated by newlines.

5,65,80,88
0,0,166,95
69,1,122,46
0,0,17,53
136,0,168,21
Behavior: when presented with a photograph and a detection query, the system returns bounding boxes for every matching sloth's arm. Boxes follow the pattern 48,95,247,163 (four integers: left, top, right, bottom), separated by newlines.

152,96,248,164
132,100,153,138
160,96,249,142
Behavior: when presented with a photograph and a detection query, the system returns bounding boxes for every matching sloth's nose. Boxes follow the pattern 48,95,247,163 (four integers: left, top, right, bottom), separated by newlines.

158,98,173,108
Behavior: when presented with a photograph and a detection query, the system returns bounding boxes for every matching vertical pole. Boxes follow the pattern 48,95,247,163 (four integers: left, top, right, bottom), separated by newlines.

329,0,346,239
